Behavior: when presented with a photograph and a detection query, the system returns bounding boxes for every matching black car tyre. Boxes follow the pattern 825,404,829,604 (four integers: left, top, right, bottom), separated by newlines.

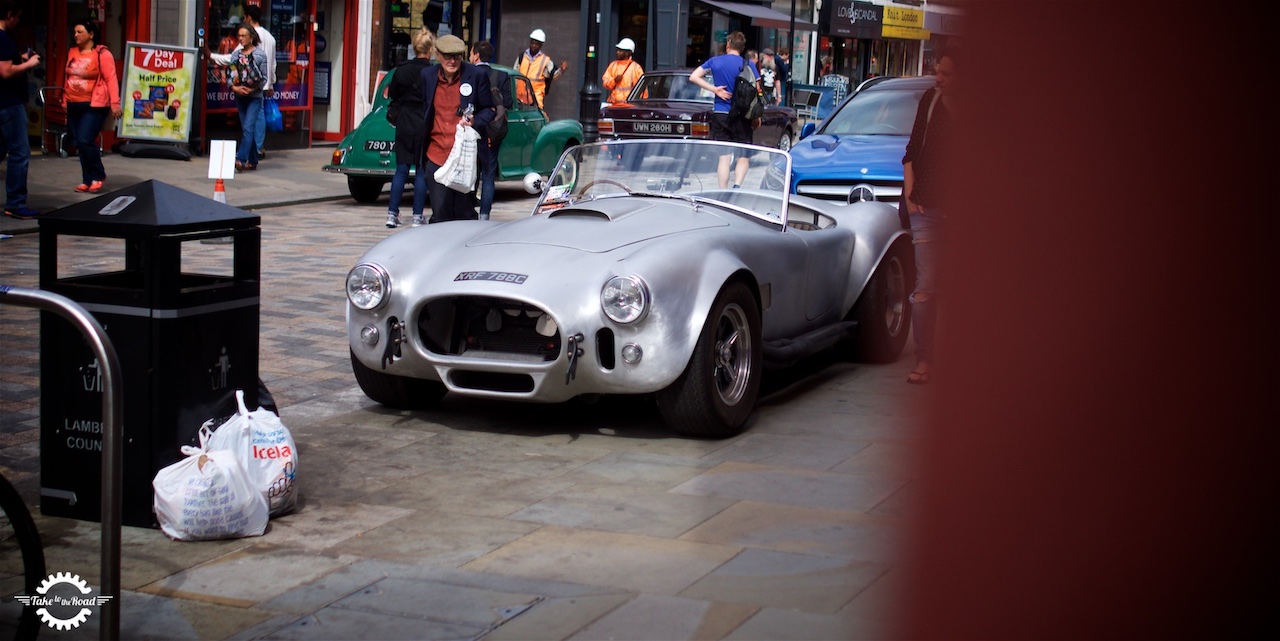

840,238,913,363
350,349,447,408
1,472,45,639
348,176,386,204
777,130,793,152
657,281,762,438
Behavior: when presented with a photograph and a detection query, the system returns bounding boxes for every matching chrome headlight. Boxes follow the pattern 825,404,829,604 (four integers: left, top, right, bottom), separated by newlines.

601,275,649,324
347,263,390,310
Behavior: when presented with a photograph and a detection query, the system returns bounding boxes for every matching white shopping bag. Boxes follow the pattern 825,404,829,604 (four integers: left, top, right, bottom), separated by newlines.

152,431,269,541
203,389,298,517
433,121,480,193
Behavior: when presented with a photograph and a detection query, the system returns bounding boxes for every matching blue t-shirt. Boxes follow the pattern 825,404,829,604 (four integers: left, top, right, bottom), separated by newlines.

699,53,758,113
0,28,28,109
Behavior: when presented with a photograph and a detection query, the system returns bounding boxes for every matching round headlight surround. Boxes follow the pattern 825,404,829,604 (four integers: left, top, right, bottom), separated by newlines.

601,275,650,324
347,263,391,310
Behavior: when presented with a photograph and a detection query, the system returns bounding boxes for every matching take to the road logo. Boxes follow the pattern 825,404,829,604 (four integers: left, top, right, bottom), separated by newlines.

12,572,114,631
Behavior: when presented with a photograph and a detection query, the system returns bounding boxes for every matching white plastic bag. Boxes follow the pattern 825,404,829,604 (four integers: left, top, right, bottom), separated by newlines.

204,389,298,516
433,121,480,193
152,431,269,541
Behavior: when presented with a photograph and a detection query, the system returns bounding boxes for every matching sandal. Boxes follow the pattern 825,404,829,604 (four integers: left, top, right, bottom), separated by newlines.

907,370,930,385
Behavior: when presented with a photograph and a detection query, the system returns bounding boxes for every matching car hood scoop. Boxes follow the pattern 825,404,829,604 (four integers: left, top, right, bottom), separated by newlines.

468,200,727,253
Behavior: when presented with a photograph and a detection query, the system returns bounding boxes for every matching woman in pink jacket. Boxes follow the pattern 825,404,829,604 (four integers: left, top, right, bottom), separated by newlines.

62,21,121,193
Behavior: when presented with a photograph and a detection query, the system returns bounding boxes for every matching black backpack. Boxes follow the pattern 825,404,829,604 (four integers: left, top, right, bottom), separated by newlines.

487,67,509,147
728,58,764,121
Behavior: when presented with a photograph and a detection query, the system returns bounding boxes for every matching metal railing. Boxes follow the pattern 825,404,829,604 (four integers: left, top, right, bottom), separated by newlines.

0,284,121,641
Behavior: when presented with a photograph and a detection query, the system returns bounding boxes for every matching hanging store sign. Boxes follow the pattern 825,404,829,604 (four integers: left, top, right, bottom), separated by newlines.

119,42,198,143
882,5,930,40
824,1,882,40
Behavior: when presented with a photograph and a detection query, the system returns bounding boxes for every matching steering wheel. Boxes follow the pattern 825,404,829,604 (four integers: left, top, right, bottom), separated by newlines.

863,123,901,135
578,179,633,196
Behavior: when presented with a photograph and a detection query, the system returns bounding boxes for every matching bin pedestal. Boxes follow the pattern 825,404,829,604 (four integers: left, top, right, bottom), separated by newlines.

38,180,261,528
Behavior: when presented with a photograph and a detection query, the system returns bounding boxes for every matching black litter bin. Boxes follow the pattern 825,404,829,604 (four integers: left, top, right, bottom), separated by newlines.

38,180,262,528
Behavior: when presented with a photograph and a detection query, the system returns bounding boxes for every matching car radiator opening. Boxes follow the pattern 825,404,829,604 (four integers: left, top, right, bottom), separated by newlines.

418,296,562,362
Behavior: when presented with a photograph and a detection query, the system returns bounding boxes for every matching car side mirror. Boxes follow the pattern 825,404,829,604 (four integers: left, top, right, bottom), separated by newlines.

523,172,547,195
800,122,816,140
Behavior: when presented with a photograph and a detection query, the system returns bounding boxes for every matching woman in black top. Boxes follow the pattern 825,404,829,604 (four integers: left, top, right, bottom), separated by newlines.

385,27,434,228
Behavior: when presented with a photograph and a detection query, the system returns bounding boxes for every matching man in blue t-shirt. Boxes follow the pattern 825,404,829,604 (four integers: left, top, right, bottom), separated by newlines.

0,0,41,220
689,31,756,188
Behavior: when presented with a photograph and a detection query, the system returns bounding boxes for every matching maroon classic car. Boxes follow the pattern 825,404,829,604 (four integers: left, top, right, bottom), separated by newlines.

598,69,798,154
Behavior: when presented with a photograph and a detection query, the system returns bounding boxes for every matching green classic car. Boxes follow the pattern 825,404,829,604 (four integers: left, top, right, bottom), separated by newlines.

323,65,585,203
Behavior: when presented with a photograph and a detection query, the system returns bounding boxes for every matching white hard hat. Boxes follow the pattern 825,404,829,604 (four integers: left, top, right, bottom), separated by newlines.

616,38,636,52
529,29,546,42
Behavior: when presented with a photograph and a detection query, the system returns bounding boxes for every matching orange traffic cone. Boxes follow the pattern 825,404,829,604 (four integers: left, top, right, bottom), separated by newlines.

213,178,227,204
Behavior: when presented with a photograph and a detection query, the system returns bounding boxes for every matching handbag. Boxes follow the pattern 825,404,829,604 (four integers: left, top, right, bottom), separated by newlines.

265,96,284,132
433,121,480,193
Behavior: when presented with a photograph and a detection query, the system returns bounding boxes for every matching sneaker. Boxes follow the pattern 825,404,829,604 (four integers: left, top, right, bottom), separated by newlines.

411,215,425,227
75,183,90,192
87,180,104,193
258,149,266,159
3,206,40,220
385,212,401,228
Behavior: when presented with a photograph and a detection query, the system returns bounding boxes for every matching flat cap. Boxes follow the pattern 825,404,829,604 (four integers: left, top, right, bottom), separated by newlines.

762,47,776,55
436,35,466,55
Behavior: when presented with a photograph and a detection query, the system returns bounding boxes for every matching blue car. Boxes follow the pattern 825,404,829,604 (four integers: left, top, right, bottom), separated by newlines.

789,76,935,221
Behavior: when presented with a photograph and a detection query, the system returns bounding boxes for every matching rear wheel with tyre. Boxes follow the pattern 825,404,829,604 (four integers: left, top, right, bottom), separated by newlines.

348,176,386,204
350,350,447,408
657,281,762,438
1,473,45,639
839,238,913,363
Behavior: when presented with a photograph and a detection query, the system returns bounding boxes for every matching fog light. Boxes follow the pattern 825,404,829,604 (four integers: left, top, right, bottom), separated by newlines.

360,325,380,346
621,343,643,364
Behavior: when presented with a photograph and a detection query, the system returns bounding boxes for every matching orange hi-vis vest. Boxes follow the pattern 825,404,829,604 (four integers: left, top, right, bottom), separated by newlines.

516,51,553,108
602,59,645,103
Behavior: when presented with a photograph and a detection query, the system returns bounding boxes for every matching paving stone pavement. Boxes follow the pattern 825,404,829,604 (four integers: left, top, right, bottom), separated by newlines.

2,148,925,640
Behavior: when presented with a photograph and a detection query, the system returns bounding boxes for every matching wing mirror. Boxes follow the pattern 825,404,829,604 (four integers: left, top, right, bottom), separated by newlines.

523,172,548,195
800,122,816,140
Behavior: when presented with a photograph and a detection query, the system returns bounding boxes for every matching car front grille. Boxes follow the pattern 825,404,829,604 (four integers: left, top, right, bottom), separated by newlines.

795,179,903,205
418,296,561,362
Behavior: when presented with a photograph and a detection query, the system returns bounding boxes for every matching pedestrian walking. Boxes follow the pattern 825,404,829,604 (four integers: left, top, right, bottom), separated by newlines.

209,26,268,171
241,4,275,160
0,0,40,220
384,27,435,228
758,47,779,105
469,40,509,222
421,34,494,223
602,38,644,104
514,29,567,110
62,21,122,194
901,48,957,385
688,31,755,188
774,48,791,106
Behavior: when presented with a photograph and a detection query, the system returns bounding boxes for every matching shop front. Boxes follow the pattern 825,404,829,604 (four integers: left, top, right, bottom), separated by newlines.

203,0,317,151
817,0,926,103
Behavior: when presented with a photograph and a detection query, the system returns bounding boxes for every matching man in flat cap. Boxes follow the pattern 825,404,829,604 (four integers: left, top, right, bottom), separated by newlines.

420,34,495,222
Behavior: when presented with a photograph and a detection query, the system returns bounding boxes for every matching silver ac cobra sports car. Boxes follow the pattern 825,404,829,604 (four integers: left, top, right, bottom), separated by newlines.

346,139,912,438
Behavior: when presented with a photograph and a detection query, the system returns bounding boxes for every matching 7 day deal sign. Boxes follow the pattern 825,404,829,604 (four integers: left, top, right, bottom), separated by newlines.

119,42,198,143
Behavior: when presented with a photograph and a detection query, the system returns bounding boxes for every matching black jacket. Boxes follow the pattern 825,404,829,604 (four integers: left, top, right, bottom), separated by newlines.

387,57,434,165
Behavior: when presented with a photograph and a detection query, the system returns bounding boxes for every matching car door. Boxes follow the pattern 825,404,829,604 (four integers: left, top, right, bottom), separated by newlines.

500,76,546,178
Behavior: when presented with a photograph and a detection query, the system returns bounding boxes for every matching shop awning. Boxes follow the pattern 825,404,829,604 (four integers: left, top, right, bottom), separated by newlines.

700,0,819,32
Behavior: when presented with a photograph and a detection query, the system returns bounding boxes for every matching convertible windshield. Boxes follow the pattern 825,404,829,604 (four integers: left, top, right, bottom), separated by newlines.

820,86,928,136
536,140,792,222
629,74,714,102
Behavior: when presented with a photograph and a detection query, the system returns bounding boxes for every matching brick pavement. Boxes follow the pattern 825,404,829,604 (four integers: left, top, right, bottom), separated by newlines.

1,152,923,640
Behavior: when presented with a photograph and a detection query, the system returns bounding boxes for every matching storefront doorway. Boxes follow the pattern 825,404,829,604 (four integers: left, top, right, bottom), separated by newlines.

203,0,316,151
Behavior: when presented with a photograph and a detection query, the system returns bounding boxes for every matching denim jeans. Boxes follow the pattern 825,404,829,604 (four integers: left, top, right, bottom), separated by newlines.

234,93,263,164
909,206,943,365
256,95,267,151
387,163,428,218
67,102,108,184
477,144,499,220
0,103,30,209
